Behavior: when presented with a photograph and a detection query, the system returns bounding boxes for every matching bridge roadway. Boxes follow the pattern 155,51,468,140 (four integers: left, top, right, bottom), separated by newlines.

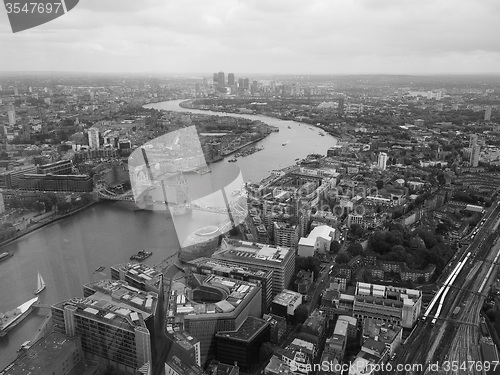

386,201,500,375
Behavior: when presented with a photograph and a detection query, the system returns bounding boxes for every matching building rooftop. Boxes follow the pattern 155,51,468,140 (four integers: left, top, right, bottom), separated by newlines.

167,274,260,320
216,316,269,342
57,279,158,329
273,289,302,307
219,239,292,265
166,355,205,375
362,318,402,345
186,257,271,278
2,333,81,375
111,262,163,290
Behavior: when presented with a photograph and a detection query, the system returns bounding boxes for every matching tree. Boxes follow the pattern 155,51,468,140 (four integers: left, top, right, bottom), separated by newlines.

32,201,45,213
330,240,341,253
336,253,350,264
347,242,364,257
376,180,384,190
350,224,365,238
294,304,309,324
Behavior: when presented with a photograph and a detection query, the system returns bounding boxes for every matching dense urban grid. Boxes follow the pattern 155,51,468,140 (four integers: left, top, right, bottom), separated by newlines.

1,72,500,375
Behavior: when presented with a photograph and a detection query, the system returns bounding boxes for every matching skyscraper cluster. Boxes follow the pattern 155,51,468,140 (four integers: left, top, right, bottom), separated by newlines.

212,71,252,94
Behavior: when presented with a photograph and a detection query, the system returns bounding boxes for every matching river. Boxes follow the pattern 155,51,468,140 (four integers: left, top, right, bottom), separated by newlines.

0,99,337,369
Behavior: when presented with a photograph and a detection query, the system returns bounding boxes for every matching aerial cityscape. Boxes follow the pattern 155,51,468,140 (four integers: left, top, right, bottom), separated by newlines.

1,1,500,375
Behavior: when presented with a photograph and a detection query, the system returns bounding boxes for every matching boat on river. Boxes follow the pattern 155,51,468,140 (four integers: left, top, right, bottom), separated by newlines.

0,297,38,337
0,252,13,263
130,250,153,261
34,271,46,295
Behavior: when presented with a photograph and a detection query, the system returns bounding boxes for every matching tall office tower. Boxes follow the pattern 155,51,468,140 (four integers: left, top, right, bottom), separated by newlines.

378,152,388,171
227,73,235,86
469,134,478,148
87,127,100,149
485,106,492,121
243,78,250,90
470,145,480,167
217,72,225,87
13,86,18,95
213,72,218,85
338,97,345,115
238,78,244,91
251,80,258,95
0,84,2,91
7,103,16,125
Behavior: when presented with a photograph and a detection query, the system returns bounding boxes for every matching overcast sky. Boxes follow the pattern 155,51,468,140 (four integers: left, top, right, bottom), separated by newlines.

1,0,499,75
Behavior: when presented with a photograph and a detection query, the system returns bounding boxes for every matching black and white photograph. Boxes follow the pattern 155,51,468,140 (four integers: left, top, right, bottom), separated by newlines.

1,1,500,374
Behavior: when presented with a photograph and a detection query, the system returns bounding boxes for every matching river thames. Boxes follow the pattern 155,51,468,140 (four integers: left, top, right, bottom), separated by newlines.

0,99,338,369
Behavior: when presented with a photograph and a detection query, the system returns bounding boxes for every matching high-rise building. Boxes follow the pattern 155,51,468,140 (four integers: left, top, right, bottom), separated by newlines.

13,86,18,96
7,103,15,125
470,145,480,167
217,72,225,87
238,78,244,91
251,80,258,95
213,73,218,85
0,192,5,215
485,106,492,121
228,73,235,86
87,127,100,149
377,152,388,171
338,97,344,115
469,134,478,148
243,78,250,90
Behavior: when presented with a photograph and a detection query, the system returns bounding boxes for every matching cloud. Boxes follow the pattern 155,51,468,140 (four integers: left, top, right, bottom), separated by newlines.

0,0,499,74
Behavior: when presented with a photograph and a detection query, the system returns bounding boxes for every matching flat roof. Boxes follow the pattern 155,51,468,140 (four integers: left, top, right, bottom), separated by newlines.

2,333,80,375
215,316,269,342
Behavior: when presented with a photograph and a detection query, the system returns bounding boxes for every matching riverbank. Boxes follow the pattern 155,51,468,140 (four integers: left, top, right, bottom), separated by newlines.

179,98,346,142
0,202,97,250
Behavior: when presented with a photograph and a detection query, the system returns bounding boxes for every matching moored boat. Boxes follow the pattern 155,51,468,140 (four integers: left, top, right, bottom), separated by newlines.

0,297,38,337
130,249,153,261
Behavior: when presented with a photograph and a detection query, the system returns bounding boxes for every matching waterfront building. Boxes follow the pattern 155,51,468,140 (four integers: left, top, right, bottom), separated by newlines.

213,239,295,297
178,226,220,263
19,173,93,192
110,263,163,295
166,274,262,365
38,159,73,175
353,282,422,329
377,152,388,171
215,316,270,371
87,127,100,149
184,257,273,312
52,279,159,374
0,165,38,189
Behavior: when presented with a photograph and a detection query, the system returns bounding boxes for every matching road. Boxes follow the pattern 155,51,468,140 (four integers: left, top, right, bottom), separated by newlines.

386,201,500,375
